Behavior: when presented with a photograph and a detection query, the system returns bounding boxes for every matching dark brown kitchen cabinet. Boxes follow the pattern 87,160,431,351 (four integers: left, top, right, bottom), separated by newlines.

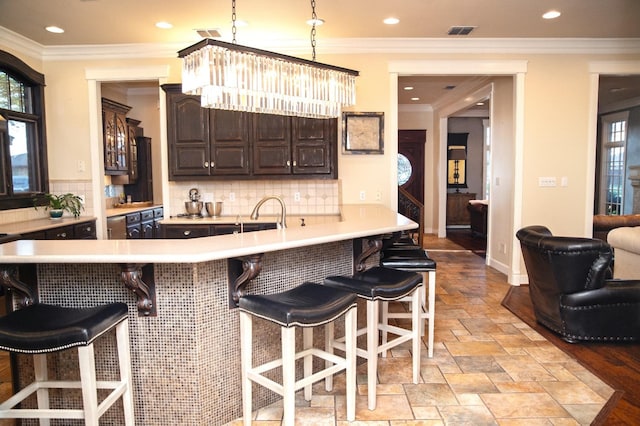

161,222,277,239
163,83,337,180
125,118,140,183
126,212,142,239
253,113,292,175
19,220,97,240
165,88,250,179
253,115,335,177
73,221,97,239
162,224,211,239
102,98,131,175
291,116,335,176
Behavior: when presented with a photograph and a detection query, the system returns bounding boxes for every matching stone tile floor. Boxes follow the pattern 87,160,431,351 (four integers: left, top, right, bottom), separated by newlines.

226,235,614,425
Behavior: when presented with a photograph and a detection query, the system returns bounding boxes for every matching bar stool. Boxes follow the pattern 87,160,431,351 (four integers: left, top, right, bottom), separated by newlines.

380,247,437,357
323,267,422,410
0,302,135,425
239,282,357,426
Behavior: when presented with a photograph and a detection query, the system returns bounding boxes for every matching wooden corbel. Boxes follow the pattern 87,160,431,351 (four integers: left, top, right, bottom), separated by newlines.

120,263,156,316
353,236,383,273
228,253,264,308
0,265,37,308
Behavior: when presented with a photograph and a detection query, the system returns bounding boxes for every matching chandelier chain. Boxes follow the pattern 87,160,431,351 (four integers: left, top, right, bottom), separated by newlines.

310,0,317,61
231,0,237,44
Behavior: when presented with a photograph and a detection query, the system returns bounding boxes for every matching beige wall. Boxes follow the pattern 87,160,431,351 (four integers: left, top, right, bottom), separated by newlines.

2,38,639,282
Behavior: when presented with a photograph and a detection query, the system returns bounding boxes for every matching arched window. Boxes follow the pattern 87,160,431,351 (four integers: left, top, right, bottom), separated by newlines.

0,50,48,210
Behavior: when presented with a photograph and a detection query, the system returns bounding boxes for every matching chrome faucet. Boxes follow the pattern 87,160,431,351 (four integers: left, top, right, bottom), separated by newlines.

250,196,287,228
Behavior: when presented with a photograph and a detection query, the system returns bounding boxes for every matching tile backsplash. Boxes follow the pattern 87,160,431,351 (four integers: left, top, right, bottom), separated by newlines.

167,180,342,218
0,179,341,226
0,179,93,225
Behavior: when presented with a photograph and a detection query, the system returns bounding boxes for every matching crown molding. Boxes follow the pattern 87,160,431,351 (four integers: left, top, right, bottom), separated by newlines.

2,25,639,61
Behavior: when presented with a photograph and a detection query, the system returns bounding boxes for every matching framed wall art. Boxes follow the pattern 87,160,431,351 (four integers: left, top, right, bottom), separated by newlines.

342,112,384,154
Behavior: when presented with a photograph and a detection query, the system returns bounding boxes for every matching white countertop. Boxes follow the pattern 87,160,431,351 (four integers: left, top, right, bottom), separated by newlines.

0,216,96,235
0,205,416,264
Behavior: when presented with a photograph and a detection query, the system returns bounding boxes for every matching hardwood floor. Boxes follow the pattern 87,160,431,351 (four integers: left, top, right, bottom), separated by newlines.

502,282,640,425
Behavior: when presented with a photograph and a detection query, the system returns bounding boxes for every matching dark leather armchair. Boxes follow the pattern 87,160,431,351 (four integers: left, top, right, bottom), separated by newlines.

516,225,640,343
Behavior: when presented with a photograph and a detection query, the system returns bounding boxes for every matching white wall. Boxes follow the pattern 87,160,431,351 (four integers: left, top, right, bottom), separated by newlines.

2,34,640,283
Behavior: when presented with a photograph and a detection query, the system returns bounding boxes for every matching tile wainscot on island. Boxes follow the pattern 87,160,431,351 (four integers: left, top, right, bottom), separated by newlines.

0,204,417,425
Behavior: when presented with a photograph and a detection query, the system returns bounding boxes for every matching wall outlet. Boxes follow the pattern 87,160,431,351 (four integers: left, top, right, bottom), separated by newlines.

359,190,366,201
499,242,507,254
294,192,301,202
77,160,86,172
538,177,557,187
375,190,381,201
228,192,235,202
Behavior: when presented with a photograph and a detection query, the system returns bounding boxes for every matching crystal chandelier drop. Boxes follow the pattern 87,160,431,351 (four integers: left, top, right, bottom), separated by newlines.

179,0,358,119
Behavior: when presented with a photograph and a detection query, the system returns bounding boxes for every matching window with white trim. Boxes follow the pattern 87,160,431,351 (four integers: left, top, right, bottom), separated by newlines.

599,111,629,215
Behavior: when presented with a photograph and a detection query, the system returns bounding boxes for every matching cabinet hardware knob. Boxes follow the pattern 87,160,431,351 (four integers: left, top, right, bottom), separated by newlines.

293,161,297,166
184,230,191,236
287,160,291,166
211,162,215,168
204,162,209,168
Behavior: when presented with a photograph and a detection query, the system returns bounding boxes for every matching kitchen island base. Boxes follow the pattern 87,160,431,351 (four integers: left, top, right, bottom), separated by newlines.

13,241,356,425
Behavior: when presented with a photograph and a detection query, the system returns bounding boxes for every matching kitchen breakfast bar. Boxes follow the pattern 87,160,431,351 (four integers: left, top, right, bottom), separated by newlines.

0,204,416,425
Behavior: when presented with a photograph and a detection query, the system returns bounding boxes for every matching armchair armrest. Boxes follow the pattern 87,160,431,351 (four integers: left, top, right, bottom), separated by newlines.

562,280,640,307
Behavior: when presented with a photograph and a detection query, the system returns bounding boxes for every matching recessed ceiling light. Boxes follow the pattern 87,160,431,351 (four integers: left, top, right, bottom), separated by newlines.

542,10,561,19
306,18,325,26
45,26,64,34
411,97,420,101
384,17,400,25
476,102,485,106
156,22,173,29
403,86,414,91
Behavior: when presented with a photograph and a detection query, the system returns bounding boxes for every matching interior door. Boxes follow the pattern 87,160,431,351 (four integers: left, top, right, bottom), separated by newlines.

398,130,425,204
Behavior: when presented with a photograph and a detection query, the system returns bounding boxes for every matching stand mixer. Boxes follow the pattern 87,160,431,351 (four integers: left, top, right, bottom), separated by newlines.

184,188,203,217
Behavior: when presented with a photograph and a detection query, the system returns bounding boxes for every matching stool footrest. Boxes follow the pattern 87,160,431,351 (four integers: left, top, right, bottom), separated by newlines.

0,380,127,419
247,347,349,397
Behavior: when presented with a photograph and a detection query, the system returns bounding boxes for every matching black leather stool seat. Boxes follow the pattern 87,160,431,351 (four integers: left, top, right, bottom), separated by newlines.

381,248,437,270
239,282,357,328
324,267,422,301
0,303,129,354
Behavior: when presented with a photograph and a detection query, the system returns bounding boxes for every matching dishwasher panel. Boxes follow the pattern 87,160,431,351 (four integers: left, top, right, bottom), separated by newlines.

106,216,127,239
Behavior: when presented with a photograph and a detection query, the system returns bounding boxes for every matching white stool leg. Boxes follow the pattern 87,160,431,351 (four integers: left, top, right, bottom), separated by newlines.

366,299,378,410
380,301,389,358
116,319,135,425
77,344,99,426
281,326,296,426
344,307,357,422
33,354,50,426
240,311,253,426
427,270,436,358
303,327,313,401
324,321,334,391
411,286,422,384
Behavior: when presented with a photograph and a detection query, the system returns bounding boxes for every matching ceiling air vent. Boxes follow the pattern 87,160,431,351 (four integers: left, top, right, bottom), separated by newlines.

447,26,476,36
195,29,221,38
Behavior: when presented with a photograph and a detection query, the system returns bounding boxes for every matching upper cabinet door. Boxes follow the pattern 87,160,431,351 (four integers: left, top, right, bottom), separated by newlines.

210,109,251,176
291,117,336,177
253,113,292,175
102,98,131,175
168,93,211,178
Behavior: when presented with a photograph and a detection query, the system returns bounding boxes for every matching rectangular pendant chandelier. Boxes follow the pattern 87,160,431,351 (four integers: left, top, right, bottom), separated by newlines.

179,39,359,119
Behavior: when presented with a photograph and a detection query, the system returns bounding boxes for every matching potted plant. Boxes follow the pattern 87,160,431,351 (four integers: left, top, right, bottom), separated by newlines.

37,193,84,219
